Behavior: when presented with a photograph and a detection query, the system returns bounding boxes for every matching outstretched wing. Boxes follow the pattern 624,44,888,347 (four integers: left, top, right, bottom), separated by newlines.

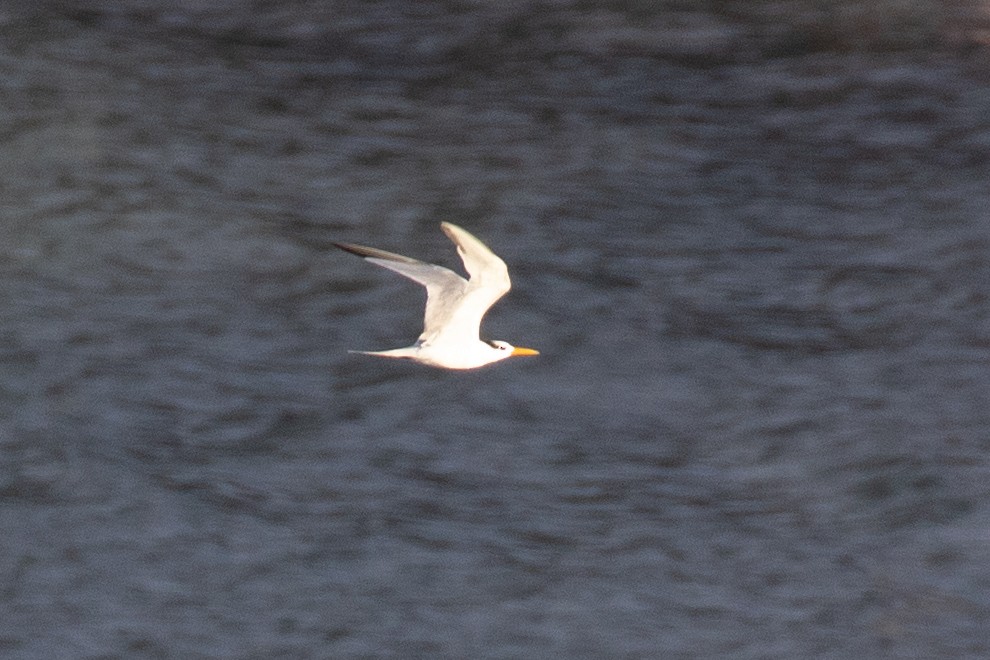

441,223,511,294
333,241,467,340
438,223,511,337
335,224,512,344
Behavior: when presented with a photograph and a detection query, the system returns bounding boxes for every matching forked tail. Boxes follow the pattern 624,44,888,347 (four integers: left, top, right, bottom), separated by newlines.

348,347,419,360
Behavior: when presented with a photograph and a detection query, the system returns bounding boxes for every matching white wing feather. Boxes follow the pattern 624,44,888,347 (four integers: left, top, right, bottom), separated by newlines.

334,223,511,344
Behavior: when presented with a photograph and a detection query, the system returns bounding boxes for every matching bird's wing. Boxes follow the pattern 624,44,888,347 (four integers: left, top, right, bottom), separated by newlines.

333,241,468,340
441,223,511,293
439,222,511,330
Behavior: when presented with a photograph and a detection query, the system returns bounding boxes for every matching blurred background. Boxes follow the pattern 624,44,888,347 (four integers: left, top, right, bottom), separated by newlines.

2,1,990,657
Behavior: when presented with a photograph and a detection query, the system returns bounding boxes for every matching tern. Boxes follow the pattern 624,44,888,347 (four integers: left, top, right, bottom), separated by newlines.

334,222,539,370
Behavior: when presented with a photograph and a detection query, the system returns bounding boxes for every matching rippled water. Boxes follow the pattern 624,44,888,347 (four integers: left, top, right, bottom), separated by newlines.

2,3,990,658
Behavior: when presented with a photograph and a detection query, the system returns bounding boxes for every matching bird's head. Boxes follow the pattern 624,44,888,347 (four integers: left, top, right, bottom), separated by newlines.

484,339,540,361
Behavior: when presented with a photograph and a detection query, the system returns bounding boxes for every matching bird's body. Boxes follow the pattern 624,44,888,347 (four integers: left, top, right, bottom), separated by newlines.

334,222,538,369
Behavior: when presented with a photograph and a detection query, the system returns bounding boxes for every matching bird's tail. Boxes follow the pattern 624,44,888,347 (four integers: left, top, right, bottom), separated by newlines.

348,348,419,360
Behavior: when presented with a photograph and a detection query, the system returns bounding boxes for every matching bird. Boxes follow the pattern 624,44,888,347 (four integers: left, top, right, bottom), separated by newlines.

333,222,539,370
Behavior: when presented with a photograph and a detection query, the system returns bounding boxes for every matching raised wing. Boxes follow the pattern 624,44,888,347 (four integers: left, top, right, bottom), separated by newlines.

441,222,511,296
334,223,513,345
437,223,513,343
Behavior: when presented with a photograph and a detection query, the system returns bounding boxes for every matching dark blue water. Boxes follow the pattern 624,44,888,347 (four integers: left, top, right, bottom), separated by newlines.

2,4,990,658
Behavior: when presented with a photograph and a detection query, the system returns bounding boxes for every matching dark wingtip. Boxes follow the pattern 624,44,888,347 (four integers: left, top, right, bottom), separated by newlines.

332,241,365,257
331,241,420,264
